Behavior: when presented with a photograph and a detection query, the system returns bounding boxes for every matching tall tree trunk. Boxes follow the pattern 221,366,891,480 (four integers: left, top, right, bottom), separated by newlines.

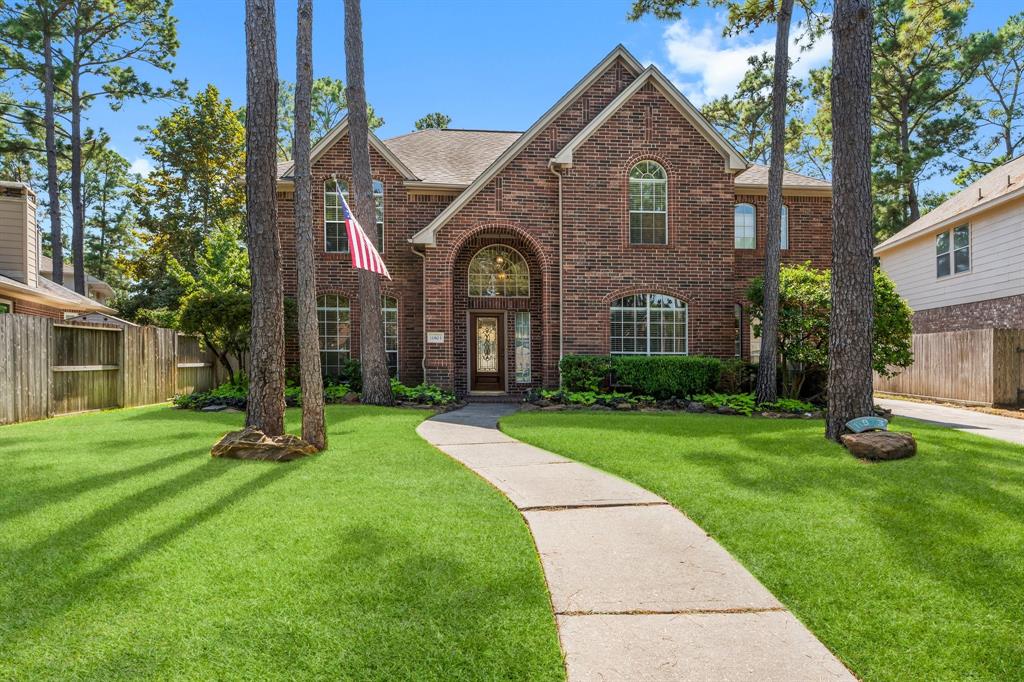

244,0,286,436
41,20,64,286
293,0,326,449
754,0,794,406
344,0,393,406
70,29,85,295
826,0,875,441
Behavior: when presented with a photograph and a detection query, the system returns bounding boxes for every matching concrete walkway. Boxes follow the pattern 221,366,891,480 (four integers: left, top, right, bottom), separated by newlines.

417,404,854,681
877,397,1024,446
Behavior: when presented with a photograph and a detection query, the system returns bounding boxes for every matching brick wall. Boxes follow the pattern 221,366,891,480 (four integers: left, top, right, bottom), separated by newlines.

4,296,70,319
911,294,1024,333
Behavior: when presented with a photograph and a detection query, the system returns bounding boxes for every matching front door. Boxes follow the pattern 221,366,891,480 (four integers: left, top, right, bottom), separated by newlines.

470,313,504,392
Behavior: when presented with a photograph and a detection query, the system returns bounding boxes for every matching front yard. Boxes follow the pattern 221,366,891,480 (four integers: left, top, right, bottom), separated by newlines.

0,406,563,680
502,411,1024,682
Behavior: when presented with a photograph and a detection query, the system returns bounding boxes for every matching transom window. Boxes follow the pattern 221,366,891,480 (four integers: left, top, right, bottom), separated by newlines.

324,179,384,253
610,293,688,355
468,245,530,297
628,161,668,244
317,294,351,376
936,225,969,278
735,203,756,249
382,295,398,378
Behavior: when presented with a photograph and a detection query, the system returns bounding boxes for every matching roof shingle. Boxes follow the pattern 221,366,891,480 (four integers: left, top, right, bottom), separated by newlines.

733,164,831,190
382,129,521,186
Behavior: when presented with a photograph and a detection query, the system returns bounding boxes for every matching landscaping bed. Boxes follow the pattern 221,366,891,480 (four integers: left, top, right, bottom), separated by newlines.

0,405,562,680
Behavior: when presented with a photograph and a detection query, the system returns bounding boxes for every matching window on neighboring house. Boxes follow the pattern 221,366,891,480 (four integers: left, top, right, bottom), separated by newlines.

628,161,668,244
610,293,688,355
735,203,756,249
0,298,12,314
781,205,789,250
324,178,385,253
936,224,970,278
468,245,530,297
382,295,398,378
317,294,351,376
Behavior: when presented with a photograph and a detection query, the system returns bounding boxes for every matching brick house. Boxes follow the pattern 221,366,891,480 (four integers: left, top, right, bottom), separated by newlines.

276,45,833,397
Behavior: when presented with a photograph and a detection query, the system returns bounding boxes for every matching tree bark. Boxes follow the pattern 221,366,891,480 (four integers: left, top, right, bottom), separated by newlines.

244,0,286,435
754,0,794,406
70,26,85,295
293,0,326,449
41,15,64,286
826,0,876,441
344,0,393,406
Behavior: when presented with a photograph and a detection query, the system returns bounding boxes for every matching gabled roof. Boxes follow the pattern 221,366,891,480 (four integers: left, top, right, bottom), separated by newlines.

383,129,521,187
0,272,115,313
733,164,831,193
277,116,419,183
552,66,747,172
409,45,645,246
39,255,115,297
875,154,1024,255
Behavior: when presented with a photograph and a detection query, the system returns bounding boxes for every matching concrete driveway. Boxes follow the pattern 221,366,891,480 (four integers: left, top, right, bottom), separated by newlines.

876,397,1024,446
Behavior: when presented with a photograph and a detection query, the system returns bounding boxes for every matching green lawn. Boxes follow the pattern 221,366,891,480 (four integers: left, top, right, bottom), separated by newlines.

0,405,564,681
502,411,1024,682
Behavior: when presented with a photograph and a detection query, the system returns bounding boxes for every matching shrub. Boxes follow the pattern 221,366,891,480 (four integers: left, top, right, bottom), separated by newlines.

693,392,757,416
533,389,656,408
559,355,614,392
325,359,362,391
763,397,817,414
612,355,721,399
390,379,457,406
717,358,756,393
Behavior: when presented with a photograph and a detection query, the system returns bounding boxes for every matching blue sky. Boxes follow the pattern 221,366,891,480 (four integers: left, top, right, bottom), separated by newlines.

98,0,1013,183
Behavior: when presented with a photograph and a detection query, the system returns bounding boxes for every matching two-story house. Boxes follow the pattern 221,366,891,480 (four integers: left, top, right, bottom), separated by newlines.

275,45,833,397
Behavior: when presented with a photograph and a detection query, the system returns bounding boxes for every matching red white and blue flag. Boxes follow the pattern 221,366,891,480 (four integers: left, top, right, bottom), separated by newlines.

335,178,391,280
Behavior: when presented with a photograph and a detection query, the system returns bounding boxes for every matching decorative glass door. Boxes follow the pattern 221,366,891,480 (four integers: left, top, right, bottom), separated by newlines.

471,314,504,391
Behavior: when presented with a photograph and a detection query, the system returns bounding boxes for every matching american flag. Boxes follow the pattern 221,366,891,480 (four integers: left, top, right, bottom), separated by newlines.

335,178,391,280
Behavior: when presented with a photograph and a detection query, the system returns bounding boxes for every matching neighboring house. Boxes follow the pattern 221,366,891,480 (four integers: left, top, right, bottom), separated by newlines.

875,155,1024,332
276,45,833,397
39,254,115,306
0,181,115,319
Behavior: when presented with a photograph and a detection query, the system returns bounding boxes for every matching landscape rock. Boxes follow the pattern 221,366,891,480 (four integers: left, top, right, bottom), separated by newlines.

686,402,706,413
615,402,633,411
541,404,566,411
535,399,552,407
840,431,916,461
716,405,739,415
211,427,318,462
342,392,360,404
873,405,893,420
201,404,227,412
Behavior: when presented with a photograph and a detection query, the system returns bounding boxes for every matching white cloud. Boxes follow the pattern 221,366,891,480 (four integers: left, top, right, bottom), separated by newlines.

661,17,831,107
129,157,154,176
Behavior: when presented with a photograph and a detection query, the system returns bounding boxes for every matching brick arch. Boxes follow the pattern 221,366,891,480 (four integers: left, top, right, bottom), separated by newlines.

602,286,694,306
444,220,551,273
622,152,676,178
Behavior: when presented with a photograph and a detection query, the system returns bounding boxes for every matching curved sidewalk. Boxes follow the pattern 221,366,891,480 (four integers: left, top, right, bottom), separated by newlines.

417,404,854,681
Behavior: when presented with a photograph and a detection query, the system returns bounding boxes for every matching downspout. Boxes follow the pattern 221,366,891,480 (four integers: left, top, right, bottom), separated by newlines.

411,244,428,381
549,162,565,387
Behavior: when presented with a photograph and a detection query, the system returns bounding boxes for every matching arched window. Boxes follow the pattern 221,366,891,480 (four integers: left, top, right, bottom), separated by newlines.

735,203,756,249
629,161,668,244
610,293,687,355
324,179,384,253
468,245,530,297
317,294,351,375
382,295,398,378
781,205,789,250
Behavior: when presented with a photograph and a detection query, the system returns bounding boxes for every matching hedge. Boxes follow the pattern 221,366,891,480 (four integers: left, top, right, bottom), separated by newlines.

558,354,722,399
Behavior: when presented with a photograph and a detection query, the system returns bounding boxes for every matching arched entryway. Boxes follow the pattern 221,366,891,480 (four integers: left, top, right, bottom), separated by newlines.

451,231,545,396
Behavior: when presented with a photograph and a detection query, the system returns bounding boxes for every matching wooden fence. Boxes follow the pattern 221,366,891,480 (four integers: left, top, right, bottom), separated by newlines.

0,314,227,425
874,328,1024,406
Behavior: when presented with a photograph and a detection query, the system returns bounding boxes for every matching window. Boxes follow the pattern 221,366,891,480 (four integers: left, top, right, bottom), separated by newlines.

382,295,398,378
468,245,530,297
780,205,789,250
317,294,351,375
324,179,384,253
610,293,687,355
0,298,12,314
735,203,756,249
515,312,531,383
628,161,668,244
936,225,970,278
734,304,743,357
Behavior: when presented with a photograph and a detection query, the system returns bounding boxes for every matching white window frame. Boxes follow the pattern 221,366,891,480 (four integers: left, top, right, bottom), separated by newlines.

735,203,756,249
610,293,689,356
628,161,668,245
382,295,398,379
936,224,971,279
317,294,351,375
324,179,384,254
0,297,13,314
468,245,531,298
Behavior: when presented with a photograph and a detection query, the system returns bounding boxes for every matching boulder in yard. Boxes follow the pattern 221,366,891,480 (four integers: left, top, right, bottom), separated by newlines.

840,431,917,461
211,427,317,462
685,401,706,413
201,404,227,412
